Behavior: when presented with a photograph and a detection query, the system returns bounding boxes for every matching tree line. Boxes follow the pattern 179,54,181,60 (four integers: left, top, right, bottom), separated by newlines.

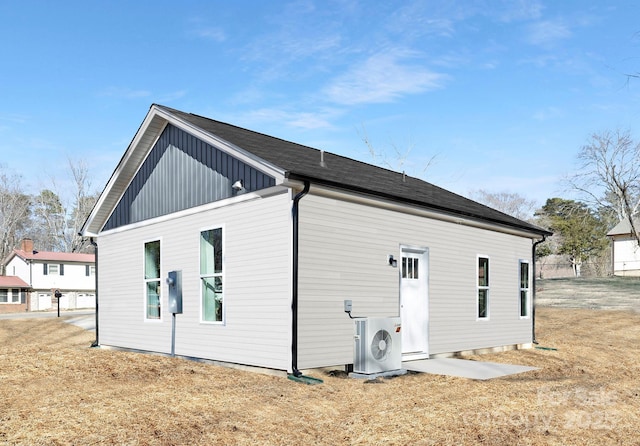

474,130,640,277
0,159,98,275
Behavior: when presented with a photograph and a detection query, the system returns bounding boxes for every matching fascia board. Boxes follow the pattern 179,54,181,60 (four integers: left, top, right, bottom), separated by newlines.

81,106,169,236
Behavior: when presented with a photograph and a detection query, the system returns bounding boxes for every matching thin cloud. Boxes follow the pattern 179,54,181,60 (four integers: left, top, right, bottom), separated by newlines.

97,87,151,99
323,51,447,105
495,0,544,23
533,106,563,121
156,90,188,103
0,112,28,124
231,107,340,131
191,27,226,42
526,20,572,47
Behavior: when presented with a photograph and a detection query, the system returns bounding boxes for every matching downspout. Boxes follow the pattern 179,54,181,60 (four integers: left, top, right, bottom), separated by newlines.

531,235,547,344
90,237,99,348
291,181,310,377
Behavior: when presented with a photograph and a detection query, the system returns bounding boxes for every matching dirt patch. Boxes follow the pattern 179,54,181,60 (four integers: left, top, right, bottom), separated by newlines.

537,276,640,311
1,307,639,445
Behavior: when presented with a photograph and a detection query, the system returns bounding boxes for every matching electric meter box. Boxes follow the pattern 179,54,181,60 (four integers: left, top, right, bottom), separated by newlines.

167,270,183,314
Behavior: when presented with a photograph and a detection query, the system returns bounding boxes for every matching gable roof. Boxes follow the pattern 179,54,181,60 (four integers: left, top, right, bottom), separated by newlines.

0,276,30,288
82,104,551,238
6,249,95,265
607,217,640,236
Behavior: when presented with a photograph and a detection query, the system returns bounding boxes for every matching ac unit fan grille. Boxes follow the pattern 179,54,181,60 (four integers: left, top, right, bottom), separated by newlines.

371,329,392,360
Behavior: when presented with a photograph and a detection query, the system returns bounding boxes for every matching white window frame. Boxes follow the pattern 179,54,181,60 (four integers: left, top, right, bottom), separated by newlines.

0,289,8,304
11,289,20,304
477,255,490,320
48,264,59,275
199,225,225,324
143,238,163,322
519,260,530,319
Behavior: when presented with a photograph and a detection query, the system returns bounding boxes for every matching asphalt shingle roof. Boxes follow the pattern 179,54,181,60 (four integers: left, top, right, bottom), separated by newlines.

157,105,550,236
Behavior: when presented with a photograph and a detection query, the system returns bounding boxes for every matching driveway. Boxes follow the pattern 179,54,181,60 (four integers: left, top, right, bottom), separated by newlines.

0,309,96,330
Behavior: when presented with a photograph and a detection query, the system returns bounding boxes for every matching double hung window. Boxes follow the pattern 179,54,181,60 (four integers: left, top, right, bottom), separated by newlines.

477,256,489,319
200,228,223,322
144,240,161,319
519,261,530,318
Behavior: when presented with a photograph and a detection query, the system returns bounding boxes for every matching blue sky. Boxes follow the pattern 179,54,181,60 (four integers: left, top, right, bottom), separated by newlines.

1,0,639,208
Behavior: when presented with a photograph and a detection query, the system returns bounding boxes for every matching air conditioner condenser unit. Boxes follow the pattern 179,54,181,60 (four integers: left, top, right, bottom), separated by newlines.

353,317,402,375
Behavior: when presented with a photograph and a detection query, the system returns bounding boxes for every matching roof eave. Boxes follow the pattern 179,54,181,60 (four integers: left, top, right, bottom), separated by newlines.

286,172,552,239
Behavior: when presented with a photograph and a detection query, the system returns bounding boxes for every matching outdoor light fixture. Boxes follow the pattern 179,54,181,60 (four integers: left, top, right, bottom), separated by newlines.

388,255,397,267
232,180,244,192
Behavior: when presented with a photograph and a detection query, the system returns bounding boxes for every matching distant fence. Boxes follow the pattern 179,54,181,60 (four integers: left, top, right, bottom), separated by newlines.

536,261,611,279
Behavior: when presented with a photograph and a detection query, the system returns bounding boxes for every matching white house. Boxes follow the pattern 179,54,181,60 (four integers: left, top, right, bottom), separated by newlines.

81,104,551,375
607,218,640,276
3,239,96,311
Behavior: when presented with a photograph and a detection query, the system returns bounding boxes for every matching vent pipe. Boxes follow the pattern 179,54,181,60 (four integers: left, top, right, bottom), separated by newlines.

320,150,327,168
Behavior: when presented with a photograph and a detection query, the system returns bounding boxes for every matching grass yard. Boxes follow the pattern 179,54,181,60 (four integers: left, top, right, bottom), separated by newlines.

2,296,640,444
536,276,640,311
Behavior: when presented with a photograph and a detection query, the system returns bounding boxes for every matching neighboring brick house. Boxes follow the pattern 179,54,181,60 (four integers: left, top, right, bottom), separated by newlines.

0,275,30,314
2,239,96,312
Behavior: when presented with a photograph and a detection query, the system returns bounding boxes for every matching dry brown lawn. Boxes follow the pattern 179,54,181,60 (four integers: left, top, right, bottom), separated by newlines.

1,308,639,445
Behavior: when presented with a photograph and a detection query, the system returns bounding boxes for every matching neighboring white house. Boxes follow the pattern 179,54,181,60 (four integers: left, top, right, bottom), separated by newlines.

607,218,640,276
2,239,96,311
81,104,551,375
0,275,30,314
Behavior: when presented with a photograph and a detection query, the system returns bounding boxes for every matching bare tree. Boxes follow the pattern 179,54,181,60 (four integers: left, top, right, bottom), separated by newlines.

359,124,439,176
468,190,538,221
567,130,640,244
0,167,31,274
64,158,98,252
31,189,66,251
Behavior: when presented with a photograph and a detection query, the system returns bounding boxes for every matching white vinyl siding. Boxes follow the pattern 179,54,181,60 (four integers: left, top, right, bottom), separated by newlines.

297,192,534,369
97,191,292,370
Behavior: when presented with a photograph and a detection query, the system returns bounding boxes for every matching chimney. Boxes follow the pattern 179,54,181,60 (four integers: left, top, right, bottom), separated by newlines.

20,238,34,253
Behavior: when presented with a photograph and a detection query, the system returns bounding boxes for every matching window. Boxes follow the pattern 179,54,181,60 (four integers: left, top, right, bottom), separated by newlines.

85,265,95,276
477,256,489,319
11,289,20,303
200,228,223,322
402,256,419,279
0,289,7,303
144,240,161,320
519,260,530,318
44,264,62,275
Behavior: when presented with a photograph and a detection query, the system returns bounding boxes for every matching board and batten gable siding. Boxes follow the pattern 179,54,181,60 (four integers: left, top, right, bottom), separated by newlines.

104,124,276,231
296,192,534,369
98,191,293,370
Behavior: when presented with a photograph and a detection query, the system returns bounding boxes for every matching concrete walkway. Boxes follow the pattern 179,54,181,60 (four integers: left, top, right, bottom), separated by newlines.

403,358,537,380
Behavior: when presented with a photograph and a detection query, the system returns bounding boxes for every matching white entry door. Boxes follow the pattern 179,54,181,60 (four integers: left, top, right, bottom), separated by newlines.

400,247,429,356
